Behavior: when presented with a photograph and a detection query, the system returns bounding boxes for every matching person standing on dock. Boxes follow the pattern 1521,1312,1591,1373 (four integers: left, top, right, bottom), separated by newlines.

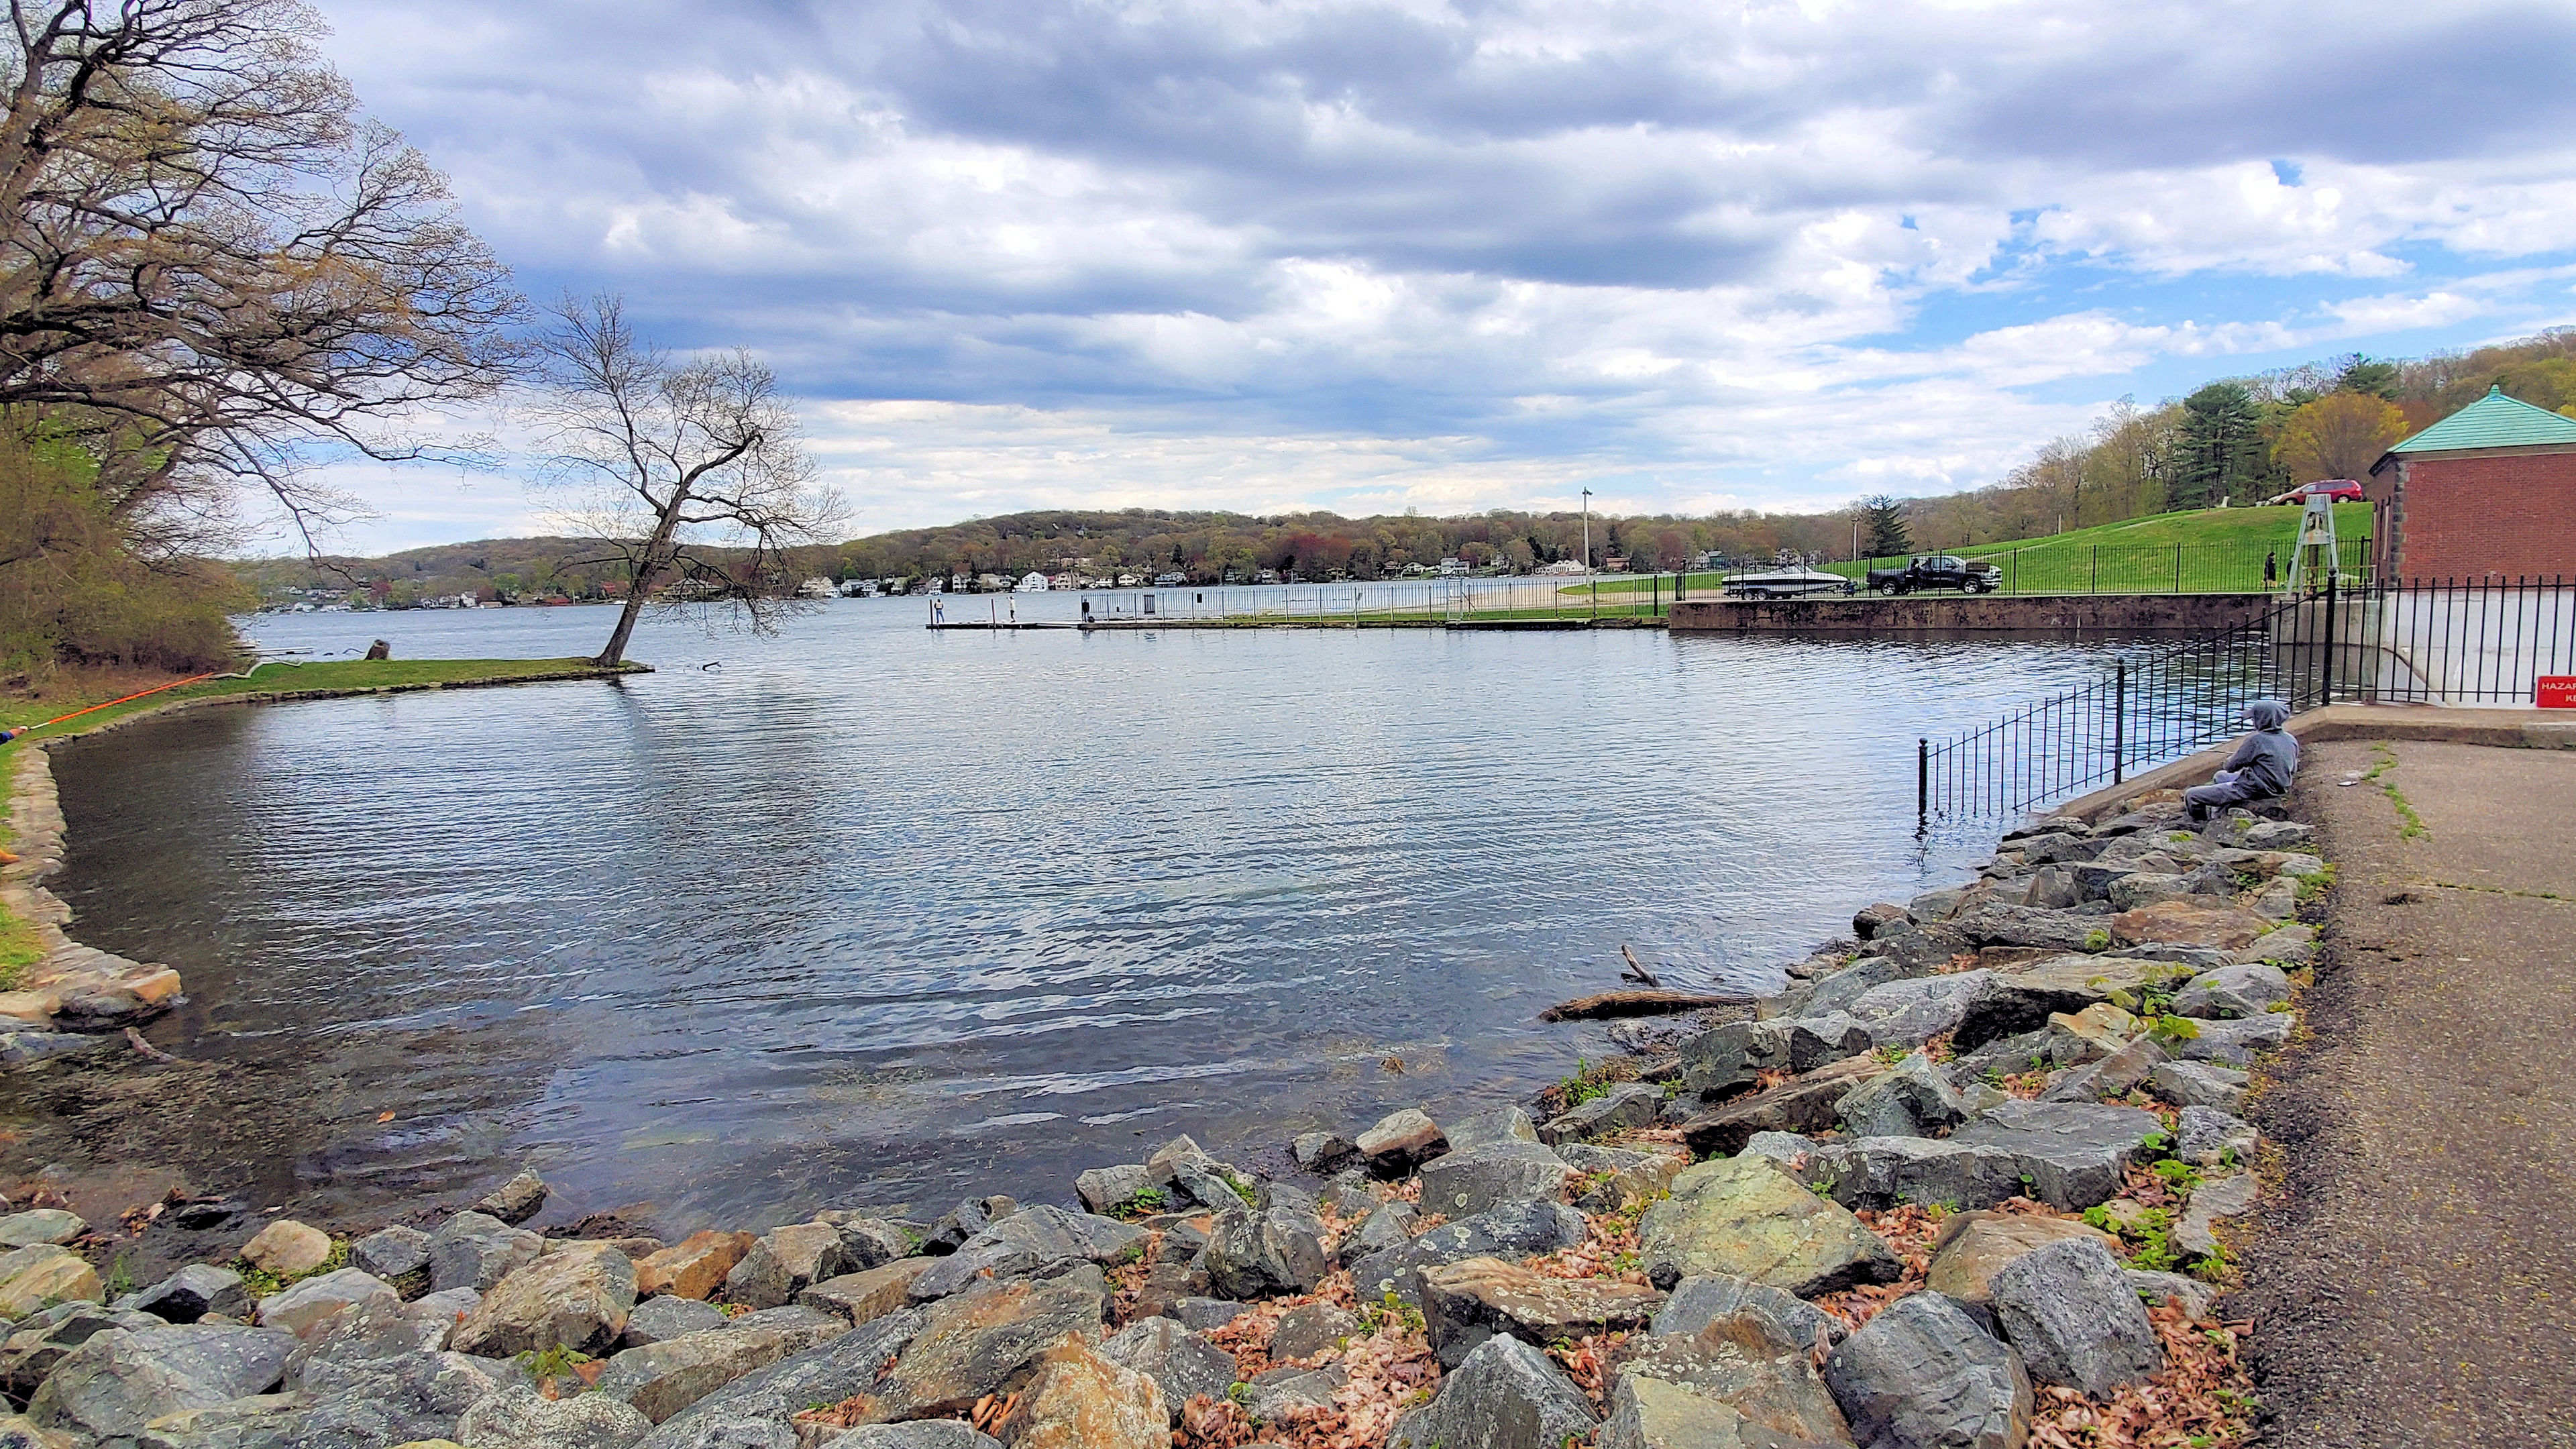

932,598,945,625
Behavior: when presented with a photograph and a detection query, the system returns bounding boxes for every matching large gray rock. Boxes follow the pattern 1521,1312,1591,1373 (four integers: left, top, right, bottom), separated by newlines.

1443,1105,1541,1154
723,1223,849,1311
255,1269,400,1340
1291,1130,1358,1173
1609,1331,1853,1447
2174,1173,2257,1260
2174,963,2291,1020
1539,1083,1663,1144
638,1308,923,1449
0,1303,160,1399
1356,1109,1448,1173
622,1293,730,1348
1073,1163,1154,1217
0,1211,83,1248
1834,1052,1968,1138
1988,1237,2164,1397
131,1265,252,1326
1387,1333,1599,1449
905,1208,1144,1302
596,1324,794,1424
1680,1016,1873,1097
1337,1199,1419,1263
449,1242,635,1357
1843,973,1990,1048
284,1332,504,1448
1953,958,2153,1050
2041,1034,2167,1104
474,1169,549,1226
1857,924,1974,974
350,1226,433,1287
1417,1140,1575,1221
2147,1059,2248,1112
1793,1136,2025,1213
458,1384,653,1449
1949,1102,2160,1210
1822,1292,2031,1449
2177,1012,2292,1067
1801,957,1915,1018
1638,1157,1903,1296
133,1393,309,1449
1560,1142,1688,1214
1200,1203,1328,1299
1949,903,2107,953
429,1211,543,1294
28,1324,298,1445
1680,1057,1882,1158
829,1218,913,1273
824,1427,1003,1449
1346,1198,1588,1308
1654,1274,1843,1354
1268,1301,1362,1362
1099,1316,1236,1424
2105,872,2194,912
1419,1256,1664,1367
2176,1106,2257,1166
863,1269,1106,1424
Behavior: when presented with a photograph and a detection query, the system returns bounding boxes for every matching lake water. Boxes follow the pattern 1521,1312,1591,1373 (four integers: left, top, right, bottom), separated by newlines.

32,599,2114,1234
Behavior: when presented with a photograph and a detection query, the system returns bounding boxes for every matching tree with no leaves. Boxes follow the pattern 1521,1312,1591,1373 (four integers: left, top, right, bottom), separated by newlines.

532,294,846,668
0,0,525,555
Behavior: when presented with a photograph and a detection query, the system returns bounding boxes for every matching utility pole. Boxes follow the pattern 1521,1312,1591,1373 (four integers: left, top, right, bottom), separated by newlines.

1582,488,1595,619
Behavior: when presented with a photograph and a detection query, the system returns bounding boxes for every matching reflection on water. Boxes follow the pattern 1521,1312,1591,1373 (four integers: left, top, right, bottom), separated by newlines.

30,602,2108,1232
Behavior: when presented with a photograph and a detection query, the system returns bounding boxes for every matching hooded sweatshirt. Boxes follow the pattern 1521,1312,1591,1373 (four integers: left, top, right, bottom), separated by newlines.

2221,700,2297,797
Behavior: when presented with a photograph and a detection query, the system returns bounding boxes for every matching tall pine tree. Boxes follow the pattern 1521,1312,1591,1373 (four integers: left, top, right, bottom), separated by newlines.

1859,495,1913,558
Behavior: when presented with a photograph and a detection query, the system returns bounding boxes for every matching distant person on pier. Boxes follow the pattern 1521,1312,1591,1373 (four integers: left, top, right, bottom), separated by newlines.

2184,699,2297,822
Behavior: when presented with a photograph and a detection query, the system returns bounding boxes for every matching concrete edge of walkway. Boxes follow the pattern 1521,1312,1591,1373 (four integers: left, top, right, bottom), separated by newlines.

2049,704,2576,820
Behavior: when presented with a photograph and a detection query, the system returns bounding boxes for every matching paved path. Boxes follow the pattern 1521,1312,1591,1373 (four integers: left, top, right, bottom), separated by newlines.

2239,739,2576,1447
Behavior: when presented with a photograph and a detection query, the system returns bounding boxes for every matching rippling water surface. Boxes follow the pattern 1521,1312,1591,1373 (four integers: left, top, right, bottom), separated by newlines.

40,600,2112,1231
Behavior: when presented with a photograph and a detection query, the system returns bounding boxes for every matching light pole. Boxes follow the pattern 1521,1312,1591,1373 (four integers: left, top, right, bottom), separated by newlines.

1581,488,1595,619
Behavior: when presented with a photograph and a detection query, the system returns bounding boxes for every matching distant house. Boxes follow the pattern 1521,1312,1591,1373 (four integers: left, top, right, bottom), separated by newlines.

1538,559,1587,576
1155,571,1187,586
1016,571,1049,592
2367,386,2576,580
1436,557,1466,576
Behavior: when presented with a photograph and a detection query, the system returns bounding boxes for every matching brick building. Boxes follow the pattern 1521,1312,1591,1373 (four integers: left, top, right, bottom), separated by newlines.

2367,386,2576,580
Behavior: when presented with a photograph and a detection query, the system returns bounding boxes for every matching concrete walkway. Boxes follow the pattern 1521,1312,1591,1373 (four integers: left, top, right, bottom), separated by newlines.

2238,739,2576,1447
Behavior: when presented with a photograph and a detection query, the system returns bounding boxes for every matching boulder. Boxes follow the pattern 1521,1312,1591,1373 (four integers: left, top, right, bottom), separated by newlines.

2231,922,2316,967
1601,1373,1831,1449
1843,973,1990,1048
1242,1362,1340,1419
0,1212,83,1249
1680,1016,1873,1097
28,1324,298,1445
922,1196,1017,1258
282,1332,504,1447
256,1268,400,1340
1949,1102,2160,1210
1387,1333,1598,1449
239,1220,335,1279
2146,1060,2248,1112
2104,873,2194,912
1268,1301,1363,1362
1611,1330,1852,1446
1988,1236,2163,1397
2178,1013,2292,1067
635,1230,755,1301
1800,957,1913,1018
1417,1141,1576,1221
352,1226,435,1287
1857,924,1974,974
862,1269,1106,1424
1925,1213,2121,1306
1949,904,2106,953
621,1294,729,1348
1953,958,2152,1050
2174,963,2292,1020
1638,1157,1903,1296
448,1242,635,1357
905,1208,1145,1302
2128,1270,2218,1322
2041,1034,2167,1104
1167,1297,1248,1332
1355,1108,1447,1173
596,1324,794,1423
635,1308,922,1449
1288,1130,1356,1173
801,1259,932,1328
990,1332,1165,1449
1337,1199,1418,1263
1793,1136,2024,1214
2177,1106,2258,1167
1558,1142,1688,1214
731,1305,843,1355
2110,901,2267,951
2174,1173,2257,1260
405,1285,481,1341
1833,1052,1968,1139
1419,1256,1664,1366
830,1218,912,1272
0,1304,160,1399
288,1292,453,1386
1099,1316,1236,1424
1442,1105,1541,1154
1073,1163,1153,1218
2042,1002,2138,1065
1823,1293,2029,1449
473,1170,549,1226
1654,1273,1841,1354
1201,1203,1328,1299
133,1394,307,1449
1852,903,1909,941
1679,1055,1880,1157
1539,1083,1663,1144
132,1265,252,1326
428,1212,543,1295
1346,1199,1588,1308
722,1223,849,1311
456,1385,651,1449
825,1426,1002,1448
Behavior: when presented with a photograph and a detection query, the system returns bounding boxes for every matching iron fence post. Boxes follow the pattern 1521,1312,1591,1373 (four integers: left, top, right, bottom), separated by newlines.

2112,662,2126,784
1917,737,1929,824
2322,573,2338,703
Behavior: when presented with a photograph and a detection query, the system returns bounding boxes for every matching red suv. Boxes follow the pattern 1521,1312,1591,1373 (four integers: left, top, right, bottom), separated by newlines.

2284,479,2363,504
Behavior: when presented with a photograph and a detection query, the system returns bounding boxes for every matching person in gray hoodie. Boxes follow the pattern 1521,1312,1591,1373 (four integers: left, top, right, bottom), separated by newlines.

2184,699,2297,822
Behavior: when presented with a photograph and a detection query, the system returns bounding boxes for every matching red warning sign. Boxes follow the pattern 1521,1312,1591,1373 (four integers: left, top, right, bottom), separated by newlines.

2538,677,2576,708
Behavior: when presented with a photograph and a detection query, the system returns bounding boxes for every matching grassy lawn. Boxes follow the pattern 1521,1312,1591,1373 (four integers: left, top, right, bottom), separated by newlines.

1570,502,2375,596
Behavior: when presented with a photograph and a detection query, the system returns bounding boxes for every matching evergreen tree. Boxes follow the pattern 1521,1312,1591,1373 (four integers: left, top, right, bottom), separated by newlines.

1859,495,1913,558
2176,382,2267,506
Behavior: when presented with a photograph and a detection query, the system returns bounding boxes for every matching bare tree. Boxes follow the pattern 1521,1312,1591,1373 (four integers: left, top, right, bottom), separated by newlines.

0,0,524,554
532,294,845,667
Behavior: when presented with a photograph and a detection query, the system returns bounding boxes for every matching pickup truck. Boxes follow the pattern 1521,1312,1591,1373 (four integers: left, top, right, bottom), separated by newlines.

1866,555,2004,594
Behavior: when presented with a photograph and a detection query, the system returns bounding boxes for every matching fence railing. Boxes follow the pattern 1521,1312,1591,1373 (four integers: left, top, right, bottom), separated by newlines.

1919,577,2576,819
1825,539,2371,596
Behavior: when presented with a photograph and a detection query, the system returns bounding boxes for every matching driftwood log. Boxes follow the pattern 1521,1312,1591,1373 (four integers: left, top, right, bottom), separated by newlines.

1539,989,1750,1022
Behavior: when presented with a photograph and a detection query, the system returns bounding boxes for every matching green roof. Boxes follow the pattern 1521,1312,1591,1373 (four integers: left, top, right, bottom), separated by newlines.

2389,384,2576,455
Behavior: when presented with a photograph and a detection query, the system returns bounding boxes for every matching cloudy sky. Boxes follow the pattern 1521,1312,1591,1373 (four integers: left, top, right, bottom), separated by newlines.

305,0,2576,551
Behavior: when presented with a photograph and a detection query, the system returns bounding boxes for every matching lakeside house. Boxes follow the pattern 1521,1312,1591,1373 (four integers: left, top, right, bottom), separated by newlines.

1155,571,1187,586
1016,571,1049,592
2367,385,2576,580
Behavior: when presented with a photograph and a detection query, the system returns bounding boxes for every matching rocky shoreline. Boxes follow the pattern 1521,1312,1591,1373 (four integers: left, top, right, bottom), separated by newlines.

0,747,186,1055
0,783,2318,1449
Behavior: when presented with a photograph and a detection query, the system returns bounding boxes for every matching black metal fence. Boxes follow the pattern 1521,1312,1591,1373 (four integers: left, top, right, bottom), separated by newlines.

1835,539,2369,596
1919,578,2576,819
